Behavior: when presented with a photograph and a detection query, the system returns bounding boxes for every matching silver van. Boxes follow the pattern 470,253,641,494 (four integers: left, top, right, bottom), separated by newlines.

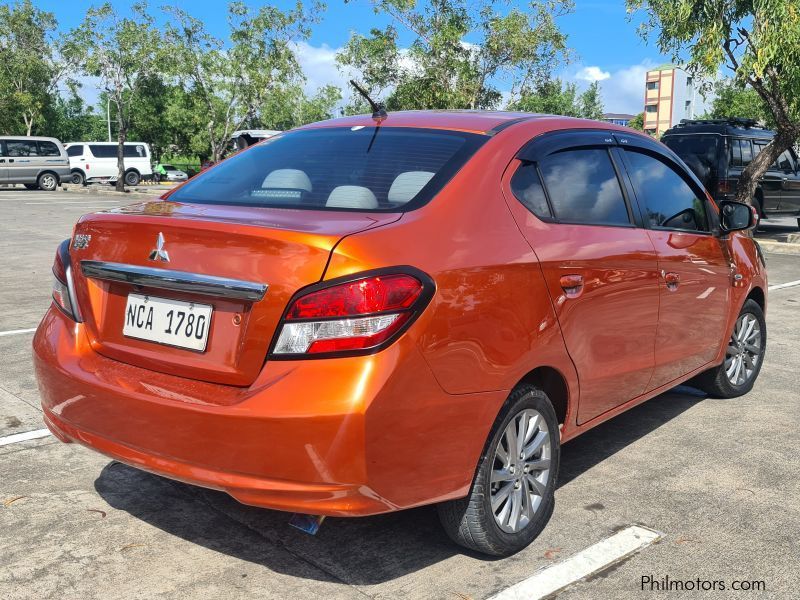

0,136,71,191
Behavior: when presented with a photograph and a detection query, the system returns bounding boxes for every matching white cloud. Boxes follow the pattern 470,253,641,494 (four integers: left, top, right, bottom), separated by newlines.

575,66,610,82
292,41,349,97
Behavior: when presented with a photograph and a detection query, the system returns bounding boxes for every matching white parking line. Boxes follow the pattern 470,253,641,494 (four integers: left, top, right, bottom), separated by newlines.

769,279,800,291
488,525,662,600
0,428,52,447
0,328,37,337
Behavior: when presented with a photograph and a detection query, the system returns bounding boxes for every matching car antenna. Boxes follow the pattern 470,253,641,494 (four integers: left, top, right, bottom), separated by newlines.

349,80,388,123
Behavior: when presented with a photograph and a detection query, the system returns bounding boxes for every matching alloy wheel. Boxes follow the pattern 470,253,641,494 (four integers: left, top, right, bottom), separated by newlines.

490,408,551,533
40,174,56,191
724,312,762,386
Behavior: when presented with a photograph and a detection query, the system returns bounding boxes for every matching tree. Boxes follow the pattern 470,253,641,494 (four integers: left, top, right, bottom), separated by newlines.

627,112,645,131
627,0,800,205
509,77,604,119
0,0,75,135
260,84,342,130
578,81,604,120
338,0,573,111
703,78,771,125
164,1,321,162
73,3,165,191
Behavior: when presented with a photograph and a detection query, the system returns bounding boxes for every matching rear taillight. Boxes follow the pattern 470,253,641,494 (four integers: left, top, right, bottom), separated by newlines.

272,269,434,357
52,239,80,321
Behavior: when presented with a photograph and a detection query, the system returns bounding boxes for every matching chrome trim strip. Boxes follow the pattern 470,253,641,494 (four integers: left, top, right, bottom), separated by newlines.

80,261,267,302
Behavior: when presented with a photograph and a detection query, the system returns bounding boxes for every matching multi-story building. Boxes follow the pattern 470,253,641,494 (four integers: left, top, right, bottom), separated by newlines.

643,65,697,136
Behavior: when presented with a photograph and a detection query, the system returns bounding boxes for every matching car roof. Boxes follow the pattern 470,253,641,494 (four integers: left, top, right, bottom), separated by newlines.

66,141,149,145
0,135,62,142
297,110,615,135
663,120,775,139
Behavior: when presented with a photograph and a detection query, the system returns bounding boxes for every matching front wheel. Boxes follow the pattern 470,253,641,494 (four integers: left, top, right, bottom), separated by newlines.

437,385,559,556
693,299,766,398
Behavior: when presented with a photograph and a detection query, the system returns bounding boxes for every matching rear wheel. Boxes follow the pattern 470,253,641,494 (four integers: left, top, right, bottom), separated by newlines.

37,172,58,192
124,170,140,186
437,385,559,556
693,299,766,398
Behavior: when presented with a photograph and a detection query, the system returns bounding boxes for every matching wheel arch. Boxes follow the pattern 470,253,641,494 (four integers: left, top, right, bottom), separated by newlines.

37,170,61,185
515,366,570,426
746,285,765,311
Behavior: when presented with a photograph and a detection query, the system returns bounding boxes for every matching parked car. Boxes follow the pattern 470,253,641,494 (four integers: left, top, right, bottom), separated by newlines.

230,129,280,151
65,142,153,186
33,112,767,557
662,118,800,221
0,136,70,191
154,163,189,182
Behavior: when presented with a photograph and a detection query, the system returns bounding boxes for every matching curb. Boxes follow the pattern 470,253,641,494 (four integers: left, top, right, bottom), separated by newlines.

757,239,800,255
60,184,171,198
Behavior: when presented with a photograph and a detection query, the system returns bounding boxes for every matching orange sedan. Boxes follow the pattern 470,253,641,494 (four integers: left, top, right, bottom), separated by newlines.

34,111,767,556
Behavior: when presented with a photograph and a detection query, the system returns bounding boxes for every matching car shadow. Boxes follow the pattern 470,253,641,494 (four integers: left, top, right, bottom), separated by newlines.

94,386,706,585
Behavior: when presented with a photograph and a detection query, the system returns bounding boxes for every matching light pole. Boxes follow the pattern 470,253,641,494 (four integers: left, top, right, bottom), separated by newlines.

107,96,112,142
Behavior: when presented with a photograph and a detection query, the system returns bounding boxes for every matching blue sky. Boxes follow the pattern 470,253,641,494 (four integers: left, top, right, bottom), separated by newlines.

33,0,677,115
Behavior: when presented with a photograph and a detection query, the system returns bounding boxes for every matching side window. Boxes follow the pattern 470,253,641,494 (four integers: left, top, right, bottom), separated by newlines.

753,141,767,157
509,163,552,220
6,140,39,157
730,139,743,166
123,144,147,158
66,145,83,157
88,145,117,158
740,140,752,165
537,148,630,226
778,150,794,172
624,150,709,232
38,141,61,156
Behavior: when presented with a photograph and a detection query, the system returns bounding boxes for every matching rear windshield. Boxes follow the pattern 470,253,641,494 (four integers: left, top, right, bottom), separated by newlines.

168,127,487,212
661,135,720,189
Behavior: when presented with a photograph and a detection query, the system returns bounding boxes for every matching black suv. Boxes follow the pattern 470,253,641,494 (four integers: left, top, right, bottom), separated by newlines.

662,118,800,221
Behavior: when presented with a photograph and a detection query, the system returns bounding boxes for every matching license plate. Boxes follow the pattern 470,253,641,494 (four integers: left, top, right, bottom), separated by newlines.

123,293,213,352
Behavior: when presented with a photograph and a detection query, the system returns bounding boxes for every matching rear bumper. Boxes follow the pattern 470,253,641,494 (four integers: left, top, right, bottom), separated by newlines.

33,306,504,516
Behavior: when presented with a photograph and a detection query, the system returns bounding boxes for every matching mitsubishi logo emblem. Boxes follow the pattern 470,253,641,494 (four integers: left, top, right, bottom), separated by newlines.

148,232,170,262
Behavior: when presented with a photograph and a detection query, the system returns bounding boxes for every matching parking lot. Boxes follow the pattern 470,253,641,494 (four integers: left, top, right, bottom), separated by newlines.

2,187,800,599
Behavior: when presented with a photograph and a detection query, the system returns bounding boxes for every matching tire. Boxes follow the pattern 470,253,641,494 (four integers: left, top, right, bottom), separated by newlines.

437,385,560,557
692,299,766,398
124,170,140,186
71,171,85,186
37,172,58,192
23,183,38,190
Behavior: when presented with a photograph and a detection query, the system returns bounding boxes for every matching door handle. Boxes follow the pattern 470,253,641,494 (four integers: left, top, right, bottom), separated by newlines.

560,274,584,298
664,271,680,291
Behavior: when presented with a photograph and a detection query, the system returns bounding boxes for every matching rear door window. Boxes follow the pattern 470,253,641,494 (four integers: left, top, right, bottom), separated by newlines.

169,127,486,212
66,145,84,157
123,144,147,158
624,149,709,232
6,140,39,156
730,139,753,167
535,148,630,226
37,141,61,156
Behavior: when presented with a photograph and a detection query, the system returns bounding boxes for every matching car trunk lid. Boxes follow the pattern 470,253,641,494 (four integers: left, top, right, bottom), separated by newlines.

69,201,400,386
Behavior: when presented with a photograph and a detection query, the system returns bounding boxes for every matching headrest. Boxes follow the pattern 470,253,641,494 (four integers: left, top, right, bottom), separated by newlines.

261,169,312,192
387,171,435,204
326,186,379,209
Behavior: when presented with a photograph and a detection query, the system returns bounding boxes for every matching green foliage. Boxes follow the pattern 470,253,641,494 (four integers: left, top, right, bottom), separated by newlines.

0,0,74,135
510,77,605,119
627,112,645,131
702,78,771,125
163,1,322,161
338,0,573,112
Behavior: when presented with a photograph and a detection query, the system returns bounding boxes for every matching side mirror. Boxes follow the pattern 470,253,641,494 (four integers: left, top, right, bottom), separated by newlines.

719,200,756,232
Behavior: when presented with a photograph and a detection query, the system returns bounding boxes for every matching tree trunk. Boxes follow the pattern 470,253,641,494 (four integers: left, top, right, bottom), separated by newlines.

116,119,127,193
733,131,798,206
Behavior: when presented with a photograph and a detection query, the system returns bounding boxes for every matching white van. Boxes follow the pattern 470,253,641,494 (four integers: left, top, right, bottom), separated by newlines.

65,142,153,186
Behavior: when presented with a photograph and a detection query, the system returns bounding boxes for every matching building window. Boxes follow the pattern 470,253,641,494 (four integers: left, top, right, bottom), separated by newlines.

645,104,657,113
646,81,658,90
686,76,693,87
